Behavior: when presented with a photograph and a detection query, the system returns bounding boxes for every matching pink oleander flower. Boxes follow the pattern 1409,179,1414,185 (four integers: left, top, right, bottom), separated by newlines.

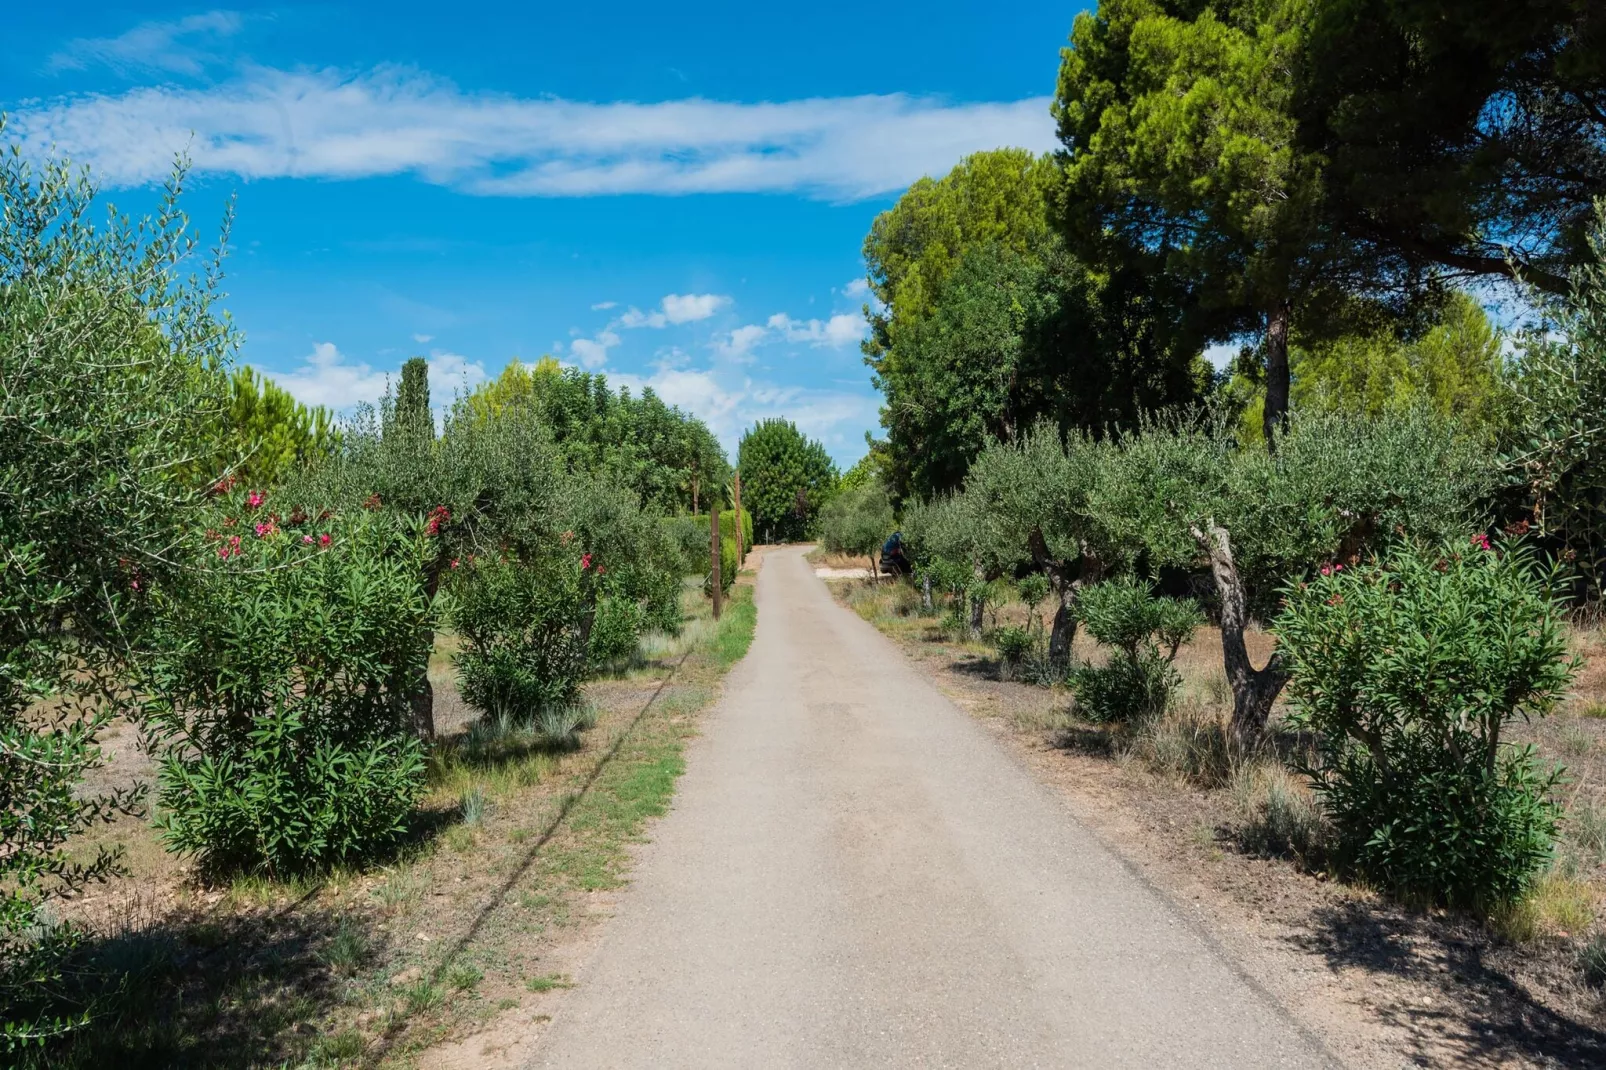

1320,564,1333,577
450,558,460,569
1472,533,1491,552
303,534,314,544
255,522,271,538
247,490,263,508
580,552,592,570
319,533,332,547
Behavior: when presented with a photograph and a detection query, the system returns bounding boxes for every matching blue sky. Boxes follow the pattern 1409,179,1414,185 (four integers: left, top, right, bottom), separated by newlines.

3,3,1081,465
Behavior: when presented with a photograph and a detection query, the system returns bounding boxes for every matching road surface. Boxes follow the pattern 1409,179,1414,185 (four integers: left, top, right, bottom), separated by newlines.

530,546,1331,1068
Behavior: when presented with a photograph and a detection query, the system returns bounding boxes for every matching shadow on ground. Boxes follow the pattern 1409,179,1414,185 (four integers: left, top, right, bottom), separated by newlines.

1292,901,1606,1068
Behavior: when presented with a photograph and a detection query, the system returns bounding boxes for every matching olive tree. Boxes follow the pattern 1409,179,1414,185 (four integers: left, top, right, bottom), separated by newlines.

818,481,895,577
1091,409,1491,736
1,146,233,1047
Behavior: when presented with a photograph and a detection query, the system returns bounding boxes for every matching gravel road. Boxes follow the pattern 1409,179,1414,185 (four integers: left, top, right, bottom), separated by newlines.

529,546,1334,1068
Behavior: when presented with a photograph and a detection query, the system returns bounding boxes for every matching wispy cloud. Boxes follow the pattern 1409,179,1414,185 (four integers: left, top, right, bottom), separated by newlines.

9,64,1055,200
47,11,245,77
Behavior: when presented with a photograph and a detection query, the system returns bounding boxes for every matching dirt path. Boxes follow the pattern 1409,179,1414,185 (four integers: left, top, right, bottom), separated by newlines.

527,546,1334,1068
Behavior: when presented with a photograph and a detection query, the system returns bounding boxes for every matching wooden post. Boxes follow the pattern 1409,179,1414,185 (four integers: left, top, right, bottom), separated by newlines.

733,470,744,564
710,506,722,621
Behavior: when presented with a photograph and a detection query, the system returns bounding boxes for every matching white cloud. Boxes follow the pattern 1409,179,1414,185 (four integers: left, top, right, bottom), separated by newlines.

619,292,730,329
1202,342,1241,371
426,350,488,397
9,64,1056,200
660,292,728,323
48,11,245,77
716,323,769,361
570,328,621,368
412,332,434,343
844,278,870,298
766,312,865,348
590,301,617,311
606,364,878,462
260,342,485,411
267,342,389,410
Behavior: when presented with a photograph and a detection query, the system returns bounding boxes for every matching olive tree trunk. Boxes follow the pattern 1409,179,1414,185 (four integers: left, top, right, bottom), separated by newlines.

1191,519,1287,738
1032,532,1102,664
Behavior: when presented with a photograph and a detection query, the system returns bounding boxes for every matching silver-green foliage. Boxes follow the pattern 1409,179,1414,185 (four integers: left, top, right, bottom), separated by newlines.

819,481,894,567
1,144,232,1049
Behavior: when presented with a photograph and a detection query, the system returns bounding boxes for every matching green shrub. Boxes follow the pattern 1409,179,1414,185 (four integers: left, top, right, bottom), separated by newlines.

1071,577,1202,723
452,553,595,721
993,625,1035,667
589,595,645,669
1017,573,1051,630
719,509,754,555
702,536,738,596
141,504,435,878
662,516,709,574
1277,538,1577,910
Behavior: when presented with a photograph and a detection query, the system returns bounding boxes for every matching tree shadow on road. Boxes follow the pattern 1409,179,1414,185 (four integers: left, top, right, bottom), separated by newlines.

1291,900,1606,1067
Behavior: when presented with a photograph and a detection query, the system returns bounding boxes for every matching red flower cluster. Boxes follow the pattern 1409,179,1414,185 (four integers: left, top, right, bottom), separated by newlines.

363,493,383,511
580,552,593,570
1504,518,1531,537
426,505,450,536
247,490,264,509
217,534,243,560
1471,533,1492,552
1320,563,1344,577
211,473,238,496
320,533,332,548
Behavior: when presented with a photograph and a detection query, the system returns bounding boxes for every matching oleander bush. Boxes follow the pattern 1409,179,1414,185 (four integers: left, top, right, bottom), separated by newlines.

1277,538,1578,910
140,502,437,878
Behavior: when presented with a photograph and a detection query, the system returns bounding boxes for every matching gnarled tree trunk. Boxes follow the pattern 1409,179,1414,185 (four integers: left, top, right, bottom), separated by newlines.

1191,519,1287,738
1031,531,1102,664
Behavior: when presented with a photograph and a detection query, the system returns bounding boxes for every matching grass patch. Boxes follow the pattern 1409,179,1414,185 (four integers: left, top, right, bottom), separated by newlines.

525,973,574,992
1493,871,1598,942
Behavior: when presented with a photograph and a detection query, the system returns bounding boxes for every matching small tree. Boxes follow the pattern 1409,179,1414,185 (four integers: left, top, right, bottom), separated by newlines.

819,481,894,577
1071,578,1202,724
1277,539,1576,910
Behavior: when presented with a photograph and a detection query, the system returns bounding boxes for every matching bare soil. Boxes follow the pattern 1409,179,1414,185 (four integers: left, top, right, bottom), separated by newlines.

830,578,1606,1069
